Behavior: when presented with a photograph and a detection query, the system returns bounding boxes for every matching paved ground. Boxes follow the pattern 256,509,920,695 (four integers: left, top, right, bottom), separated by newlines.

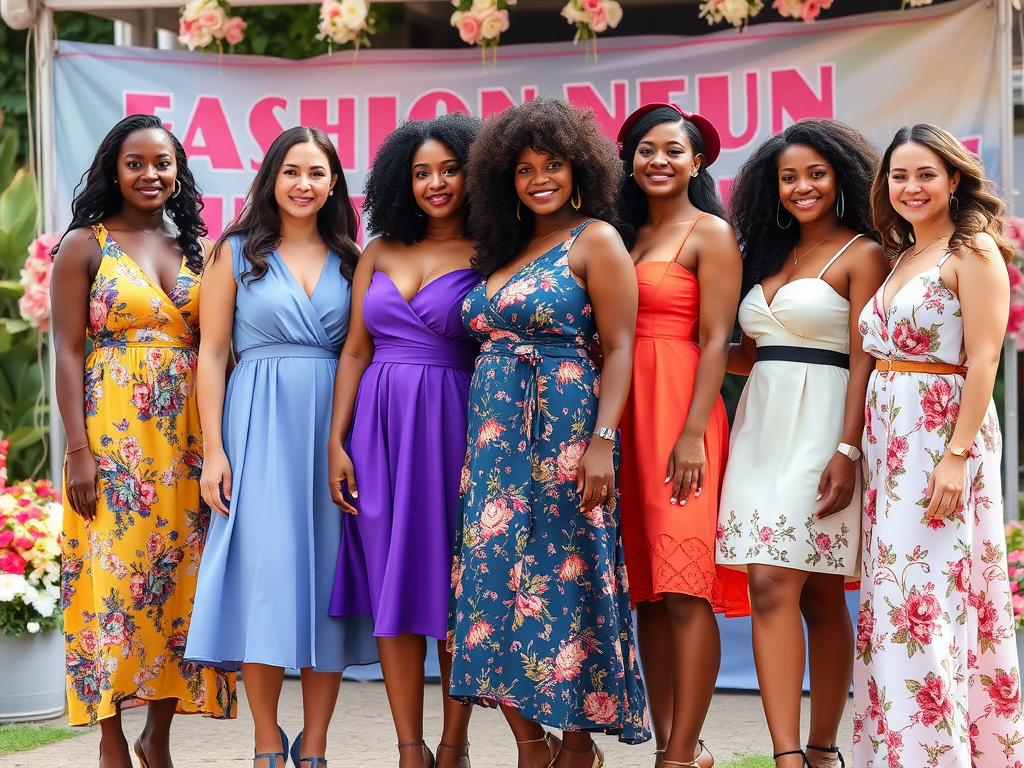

0,679,854,768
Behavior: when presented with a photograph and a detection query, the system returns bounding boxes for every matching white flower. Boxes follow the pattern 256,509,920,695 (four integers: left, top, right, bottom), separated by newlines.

605,0,622,27
479,9,508,39
561,2,588,24
26,621,39,634
33,592,56,618
0,573,28,602
338,0,368,28
471,0,496,12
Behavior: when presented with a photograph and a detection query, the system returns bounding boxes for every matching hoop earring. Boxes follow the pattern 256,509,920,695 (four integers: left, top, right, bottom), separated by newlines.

171,179,181,198
516,200,522,221
949,193,959,211
571,187,582,211
776,200,793,229
835,189,844,219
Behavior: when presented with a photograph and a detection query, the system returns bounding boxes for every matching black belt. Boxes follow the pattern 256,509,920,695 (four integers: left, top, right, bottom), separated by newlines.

756,345,849,369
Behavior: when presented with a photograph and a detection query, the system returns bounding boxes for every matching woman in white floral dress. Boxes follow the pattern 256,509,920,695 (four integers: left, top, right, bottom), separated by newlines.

854,123,1022,768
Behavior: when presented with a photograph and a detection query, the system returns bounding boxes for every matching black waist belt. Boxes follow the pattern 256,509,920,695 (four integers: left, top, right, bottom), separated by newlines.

756,345,849,369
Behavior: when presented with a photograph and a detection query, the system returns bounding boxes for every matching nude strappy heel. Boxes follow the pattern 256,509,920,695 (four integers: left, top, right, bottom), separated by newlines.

398,739,435,768
435,740,470,767
515,732,561,768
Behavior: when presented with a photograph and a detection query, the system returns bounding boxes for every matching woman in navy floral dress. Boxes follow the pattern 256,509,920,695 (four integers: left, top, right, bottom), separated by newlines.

449,98,648,768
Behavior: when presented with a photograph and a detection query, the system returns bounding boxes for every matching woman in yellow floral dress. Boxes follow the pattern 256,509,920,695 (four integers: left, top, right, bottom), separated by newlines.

51,115,235,768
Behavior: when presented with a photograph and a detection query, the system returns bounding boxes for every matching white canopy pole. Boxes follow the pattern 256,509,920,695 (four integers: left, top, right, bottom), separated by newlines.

1000,0,1019,520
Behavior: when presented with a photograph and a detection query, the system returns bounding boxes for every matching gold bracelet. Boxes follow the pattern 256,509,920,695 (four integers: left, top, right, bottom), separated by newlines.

66,444,91,454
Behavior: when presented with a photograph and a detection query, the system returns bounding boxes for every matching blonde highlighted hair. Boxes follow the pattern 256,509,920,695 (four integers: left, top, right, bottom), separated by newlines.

870,123,1014,264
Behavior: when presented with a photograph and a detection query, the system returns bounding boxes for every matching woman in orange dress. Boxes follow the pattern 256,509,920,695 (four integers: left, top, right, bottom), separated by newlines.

616,104,749,768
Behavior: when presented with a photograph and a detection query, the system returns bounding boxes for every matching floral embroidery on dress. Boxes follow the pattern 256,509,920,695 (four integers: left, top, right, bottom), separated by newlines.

743,510,796,562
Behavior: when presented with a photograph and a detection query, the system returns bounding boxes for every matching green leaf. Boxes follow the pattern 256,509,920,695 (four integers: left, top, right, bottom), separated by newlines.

0,129,19,193
0,169,37,251
0,228,15,280
0,279,23,297
0,317,29,334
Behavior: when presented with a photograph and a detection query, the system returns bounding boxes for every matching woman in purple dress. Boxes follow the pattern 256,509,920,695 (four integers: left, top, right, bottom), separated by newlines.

328,114,480,768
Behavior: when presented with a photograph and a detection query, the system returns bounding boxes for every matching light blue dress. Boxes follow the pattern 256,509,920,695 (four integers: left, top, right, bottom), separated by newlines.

185,236,378,672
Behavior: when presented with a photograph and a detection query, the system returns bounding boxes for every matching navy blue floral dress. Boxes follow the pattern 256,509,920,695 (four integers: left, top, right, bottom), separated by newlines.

448,221,650,743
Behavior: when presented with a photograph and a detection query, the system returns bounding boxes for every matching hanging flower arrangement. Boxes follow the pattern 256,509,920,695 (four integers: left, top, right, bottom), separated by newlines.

698,0,763,29
317,0,376,52
772,0,833,22
178,0,246,51
450,0,512,63
18,233,60,332
560,0,623,60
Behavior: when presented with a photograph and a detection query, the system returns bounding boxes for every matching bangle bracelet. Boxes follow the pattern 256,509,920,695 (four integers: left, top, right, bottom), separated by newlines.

66,444,90,454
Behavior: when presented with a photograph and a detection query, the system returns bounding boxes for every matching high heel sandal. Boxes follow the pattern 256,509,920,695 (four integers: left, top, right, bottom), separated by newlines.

806,745,845,768
659,740,713,768
436,741,471,767
398,739,435,768
556,739,604,768
515,732,561,768
654,746,666,766
289,730,329,767
773,750,811,768
255,726,289,768
133,740,150,768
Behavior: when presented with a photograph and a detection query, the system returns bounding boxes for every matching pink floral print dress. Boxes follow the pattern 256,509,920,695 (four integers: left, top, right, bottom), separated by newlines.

854,252,1023,767
447,221,650,743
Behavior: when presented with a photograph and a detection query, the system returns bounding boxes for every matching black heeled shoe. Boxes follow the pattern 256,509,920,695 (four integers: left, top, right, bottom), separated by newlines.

774,750,811,768
806,744,845,768
290,730,329,767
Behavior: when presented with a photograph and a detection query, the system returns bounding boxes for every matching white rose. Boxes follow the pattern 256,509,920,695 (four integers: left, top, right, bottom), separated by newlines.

606,0,622,27
721,0,758,25
26,621,39,634
472,0,496,12
338,0,367,28
560,2,588,24
479,9,507,39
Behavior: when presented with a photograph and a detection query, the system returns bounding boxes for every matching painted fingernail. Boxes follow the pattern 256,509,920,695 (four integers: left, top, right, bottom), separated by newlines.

670,498,677,505
695,489,701,497
816,493,823,501
352,490,359,498
664,478,670,484
680,499,686,506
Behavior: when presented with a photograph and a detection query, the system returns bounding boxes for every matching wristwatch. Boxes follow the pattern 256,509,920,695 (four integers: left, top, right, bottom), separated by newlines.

947,445,968,459
592,427,616,441
836,442,861,462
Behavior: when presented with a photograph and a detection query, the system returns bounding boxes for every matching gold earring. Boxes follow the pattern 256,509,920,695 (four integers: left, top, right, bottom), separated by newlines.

571,188,582,211
516,200,522,220
171,179,181,197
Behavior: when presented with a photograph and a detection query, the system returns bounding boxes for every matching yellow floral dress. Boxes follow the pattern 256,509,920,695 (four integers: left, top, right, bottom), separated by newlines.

61,223,236,726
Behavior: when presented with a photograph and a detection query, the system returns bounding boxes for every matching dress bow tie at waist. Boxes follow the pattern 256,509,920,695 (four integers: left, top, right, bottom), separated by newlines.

480,340,589,441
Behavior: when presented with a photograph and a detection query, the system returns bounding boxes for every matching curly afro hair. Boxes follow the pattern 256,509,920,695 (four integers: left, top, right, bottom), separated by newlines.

467,97,622,276
729,118,879,295
363,113,482,245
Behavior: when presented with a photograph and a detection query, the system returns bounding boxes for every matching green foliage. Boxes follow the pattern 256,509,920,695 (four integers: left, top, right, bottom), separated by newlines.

0,724,84,755
0,598,60,637
0,127,45,480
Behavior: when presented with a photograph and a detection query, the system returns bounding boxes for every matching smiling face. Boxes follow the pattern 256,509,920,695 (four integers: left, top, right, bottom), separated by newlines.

515,147,573,217
632,120,699,198
273,141,337,220
887,141,959,227
116,128,178,212
777,143,840,226
411,138,466,219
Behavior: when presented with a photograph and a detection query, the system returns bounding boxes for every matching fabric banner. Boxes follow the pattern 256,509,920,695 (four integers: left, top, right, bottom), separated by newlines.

52,0,999,239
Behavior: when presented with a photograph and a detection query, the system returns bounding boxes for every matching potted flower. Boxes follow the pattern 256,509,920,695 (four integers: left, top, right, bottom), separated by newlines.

0,438,65,722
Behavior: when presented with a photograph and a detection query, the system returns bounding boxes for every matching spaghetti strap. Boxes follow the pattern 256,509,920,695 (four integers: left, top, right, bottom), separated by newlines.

817,233,864,279
937,251,954,267
672,213,709,265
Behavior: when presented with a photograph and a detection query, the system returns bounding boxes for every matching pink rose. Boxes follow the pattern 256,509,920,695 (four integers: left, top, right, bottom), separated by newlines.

146,532,162,561
1008,262,1024,291
31,233,60,262
197,8,226,32
0,530,13,549
131,383,152,409
588,4,608,31
970,592,999,640
18,285,49,331
223,15,246,45
0,550,27,575
865,488,877,525
921,378,960,433
800,0,822,21
895,590,942,645
581,0,602,12
552,639,587,682
916,675,952,727
1008,302,1024,336
815,532,832,554
988,669,1021,719
139,482,157,508
478,497,519,541
758,526,773,544
582,691,618,724
79,628,99,655
89,300,109,330
892,319,932,356
129,573,146,605
947,557,971,594
119,436,143,468
886,435,909,474
515,591,543,618
856,609,874,655
556,441,586,483
456,12,482,45
467,313,489,333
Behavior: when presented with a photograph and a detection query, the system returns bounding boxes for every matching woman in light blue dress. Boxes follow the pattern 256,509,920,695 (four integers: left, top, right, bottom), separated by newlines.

186,126,377,768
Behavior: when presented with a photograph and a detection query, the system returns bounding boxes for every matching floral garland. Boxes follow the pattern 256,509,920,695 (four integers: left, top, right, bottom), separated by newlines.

698,0,764,29
317,0,376,52
0,440,62,637
18,233,59,332
772,0,833,22
1002,216,1024,348
560,0,623,60
450,0,512,62
178,0,246,52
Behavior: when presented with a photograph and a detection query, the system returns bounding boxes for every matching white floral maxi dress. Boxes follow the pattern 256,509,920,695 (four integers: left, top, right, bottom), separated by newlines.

853,253,1023,768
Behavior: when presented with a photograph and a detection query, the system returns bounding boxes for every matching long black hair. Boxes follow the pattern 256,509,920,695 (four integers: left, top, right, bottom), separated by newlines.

54,114,207,273
730,118,878,294
363,113,481,245
215,126,360,284
467,97,621,277
616,107,726,251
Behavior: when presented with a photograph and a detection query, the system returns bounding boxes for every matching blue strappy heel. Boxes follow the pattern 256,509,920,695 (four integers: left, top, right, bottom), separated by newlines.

290,730,329,767
254,726,289,767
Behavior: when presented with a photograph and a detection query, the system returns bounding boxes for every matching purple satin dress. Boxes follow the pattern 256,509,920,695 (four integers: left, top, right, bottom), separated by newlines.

329,268,480,639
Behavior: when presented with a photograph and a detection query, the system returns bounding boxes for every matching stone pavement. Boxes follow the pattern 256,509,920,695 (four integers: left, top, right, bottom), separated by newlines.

0,680,853,767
